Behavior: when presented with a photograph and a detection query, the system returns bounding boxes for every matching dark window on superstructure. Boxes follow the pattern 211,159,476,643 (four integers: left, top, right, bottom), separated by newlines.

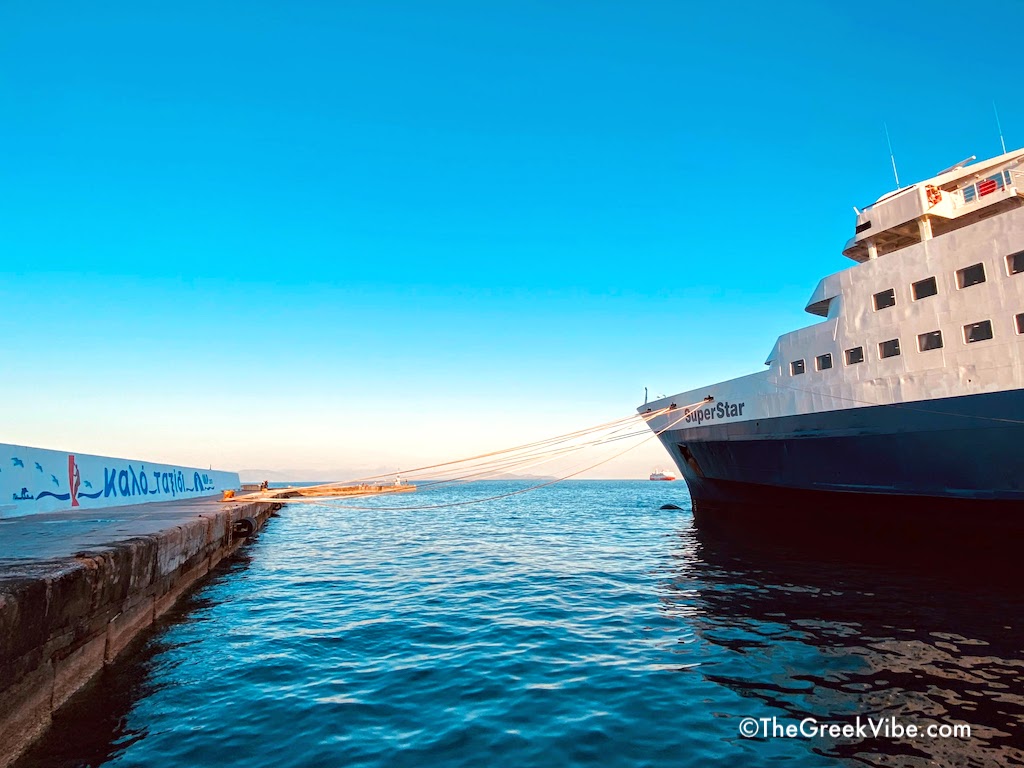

963,320,994,343
815,353,833,371
879,338,901,358
855,220,872,233
844,346,864,365
1007,251,1024,276
790,359,805,375
956,263,986,288
1016,313,1024,334
918,330,943,351
912,277,938,300
873,288,897,310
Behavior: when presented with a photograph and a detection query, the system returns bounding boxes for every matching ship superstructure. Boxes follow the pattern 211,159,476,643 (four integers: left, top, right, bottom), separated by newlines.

640,148,1024,534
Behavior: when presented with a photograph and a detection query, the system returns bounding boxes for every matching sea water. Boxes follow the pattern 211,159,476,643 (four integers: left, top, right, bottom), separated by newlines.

16,481,1024,767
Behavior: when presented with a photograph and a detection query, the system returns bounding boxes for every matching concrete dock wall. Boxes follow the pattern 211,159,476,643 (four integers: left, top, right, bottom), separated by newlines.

1,443,239,518
0,499,277,768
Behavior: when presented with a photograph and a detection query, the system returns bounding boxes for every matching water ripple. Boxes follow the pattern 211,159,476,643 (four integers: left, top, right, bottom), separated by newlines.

15,481,1024,767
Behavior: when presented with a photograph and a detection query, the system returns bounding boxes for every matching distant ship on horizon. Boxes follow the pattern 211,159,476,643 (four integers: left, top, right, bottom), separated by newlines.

640,147,1024,542
648,469,676,481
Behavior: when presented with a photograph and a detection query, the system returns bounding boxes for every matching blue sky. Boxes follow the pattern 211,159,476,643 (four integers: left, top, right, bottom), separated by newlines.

2,0,1022,477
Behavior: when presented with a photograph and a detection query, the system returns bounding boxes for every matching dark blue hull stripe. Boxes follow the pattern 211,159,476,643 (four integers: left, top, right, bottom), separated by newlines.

658,388,1024,503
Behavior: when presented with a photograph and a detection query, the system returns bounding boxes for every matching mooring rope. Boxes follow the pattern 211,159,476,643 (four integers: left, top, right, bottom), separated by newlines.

299,408,670,493
270,401,700,510
410,424,661,491
286,407,671,497
407,412,660,490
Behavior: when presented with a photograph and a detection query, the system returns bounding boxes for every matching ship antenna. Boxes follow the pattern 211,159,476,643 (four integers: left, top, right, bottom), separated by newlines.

994,101,1007,154
644,386,648,405
884,123,901,189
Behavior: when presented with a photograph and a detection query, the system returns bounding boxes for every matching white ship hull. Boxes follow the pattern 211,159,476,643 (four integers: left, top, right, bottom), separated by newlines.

641,150,1024,541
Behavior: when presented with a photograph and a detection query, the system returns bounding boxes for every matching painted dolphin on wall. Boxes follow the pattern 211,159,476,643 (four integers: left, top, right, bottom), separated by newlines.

2,443,239,515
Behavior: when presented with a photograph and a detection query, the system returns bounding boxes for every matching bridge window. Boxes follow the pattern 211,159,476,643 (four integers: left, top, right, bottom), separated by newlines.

917,330,943,351
956,263,986,288
815,353,833,371
790,359,805,375
844,346,864,365
912,276,938,300
963,320,993,343
873,288,897,310
1007,251,1024,276
879,338,901,358
1016,313,1024,334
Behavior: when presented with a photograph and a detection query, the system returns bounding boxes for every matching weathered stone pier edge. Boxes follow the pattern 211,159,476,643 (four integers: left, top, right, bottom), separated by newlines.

0,498,281,768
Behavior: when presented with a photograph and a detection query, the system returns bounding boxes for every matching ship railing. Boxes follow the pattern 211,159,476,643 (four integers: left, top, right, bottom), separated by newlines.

950,166,1024,209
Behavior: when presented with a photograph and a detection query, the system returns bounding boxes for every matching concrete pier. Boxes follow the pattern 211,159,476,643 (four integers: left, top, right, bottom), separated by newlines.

232,481,417,502
0,495,280,768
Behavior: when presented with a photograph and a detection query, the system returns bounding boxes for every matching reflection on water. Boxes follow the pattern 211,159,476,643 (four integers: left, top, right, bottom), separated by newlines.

14,482,1024,768
671,526,1024,766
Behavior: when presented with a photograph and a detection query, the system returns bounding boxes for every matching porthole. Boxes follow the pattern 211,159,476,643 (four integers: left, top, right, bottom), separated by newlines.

963,320,993,343
917,330,943,351
956,263,986,288
879,339,901,359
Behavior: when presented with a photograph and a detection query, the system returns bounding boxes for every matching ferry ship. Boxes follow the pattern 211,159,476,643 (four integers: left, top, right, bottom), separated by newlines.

649,470,677,481
640,148,1024,540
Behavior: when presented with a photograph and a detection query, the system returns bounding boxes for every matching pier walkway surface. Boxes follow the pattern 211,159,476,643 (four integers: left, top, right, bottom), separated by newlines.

0,495,280,768
0,496,257,564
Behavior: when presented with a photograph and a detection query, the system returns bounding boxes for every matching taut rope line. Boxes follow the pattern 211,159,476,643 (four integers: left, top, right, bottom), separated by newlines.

298,408,670,493
271,402,699,511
